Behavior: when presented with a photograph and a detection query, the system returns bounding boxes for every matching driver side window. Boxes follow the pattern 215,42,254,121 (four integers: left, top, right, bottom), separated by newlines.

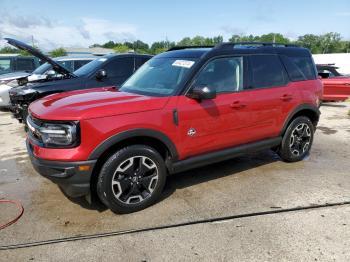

192,57,243,93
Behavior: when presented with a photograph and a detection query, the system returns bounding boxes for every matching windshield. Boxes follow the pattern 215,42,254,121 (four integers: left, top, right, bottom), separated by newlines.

74,57,107,77
120,57,197,96
32,62,52,74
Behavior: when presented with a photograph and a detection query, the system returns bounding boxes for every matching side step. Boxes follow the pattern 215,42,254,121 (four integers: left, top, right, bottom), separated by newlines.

169,137,282,174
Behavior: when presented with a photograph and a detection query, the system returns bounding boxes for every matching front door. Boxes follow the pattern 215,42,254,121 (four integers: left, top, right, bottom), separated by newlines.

176,56,252,159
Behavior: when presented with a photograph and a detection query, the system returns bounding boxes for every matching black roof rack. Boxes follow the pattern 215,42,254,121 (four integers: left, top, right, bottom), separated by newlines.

167,45,214,51
167,42,300,52
215,42,299,50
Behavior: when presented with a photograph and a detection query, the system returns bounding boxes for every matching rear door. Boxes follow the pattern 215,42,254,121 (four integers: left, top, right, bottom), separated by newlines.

242,54,297,141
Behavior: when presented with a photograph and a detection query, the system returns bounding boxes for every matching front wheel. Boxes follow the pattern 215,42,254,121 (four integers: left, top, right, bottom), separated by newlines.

278,116,315,162
97,145,166,214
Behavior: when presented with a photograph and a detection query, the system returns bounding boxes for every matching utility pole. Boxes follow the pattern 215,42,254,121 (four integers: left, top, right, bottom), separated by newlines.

31,35,34,47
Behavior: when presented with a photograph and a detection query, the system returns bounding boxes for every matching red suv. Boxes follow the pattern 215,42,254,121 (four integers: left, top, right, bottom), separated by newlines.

26,43,322,213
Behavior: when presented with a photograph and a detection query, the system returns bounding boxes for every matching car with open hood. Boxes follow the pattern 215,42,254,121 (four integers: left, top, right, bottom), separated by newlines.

0,55,95,108
5,38,152,121
317,64,350,102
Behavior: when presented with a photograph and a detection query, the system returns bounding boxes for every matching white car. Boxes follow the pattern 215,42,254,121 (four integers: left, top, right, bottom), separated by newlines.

0,56,95,108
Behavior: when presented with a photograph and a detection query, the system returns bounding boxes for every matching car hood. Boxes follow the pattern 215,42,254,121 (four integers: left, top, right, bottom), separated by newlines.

5,38,75,78
0,71,30,81
29,87,170,120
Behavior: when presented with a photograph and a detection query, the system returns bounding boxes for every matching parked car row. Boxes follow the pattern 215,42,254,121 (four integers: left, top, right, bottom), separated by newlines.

20,41,323,214
1,38,152,122
0,55,96,108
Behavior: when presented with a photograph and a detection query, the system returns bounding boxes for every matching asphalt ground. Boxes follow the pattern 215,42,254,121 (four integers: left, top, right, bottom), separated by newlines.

0,102,349,261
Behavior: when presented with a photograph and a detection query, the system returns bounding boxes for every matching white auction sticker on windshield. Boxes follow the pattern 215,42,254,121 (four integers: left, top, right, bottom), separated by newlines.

172,60,195,68
98,58,107,62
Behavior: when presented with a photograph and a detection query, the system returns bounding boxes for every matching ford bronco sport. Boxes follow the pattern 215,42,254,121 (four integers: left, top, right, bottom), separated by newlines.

26,43,322,214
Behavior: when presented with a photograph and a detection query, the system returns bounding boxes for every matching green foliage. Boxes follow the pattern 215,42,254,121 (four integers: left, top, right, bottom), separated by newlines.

113,45,130,53
177,35,223,46
49,48,67,57
0,46,20,54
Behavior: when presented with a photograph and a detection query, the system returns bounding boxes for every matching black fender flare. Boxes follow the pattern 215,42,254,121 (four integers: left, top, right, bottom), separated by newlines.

88,128,179,161
280,103,320,135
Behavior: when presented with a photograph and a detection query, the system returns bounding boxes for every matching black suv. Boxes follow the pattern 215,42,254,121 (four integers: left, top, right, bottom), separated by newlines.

5,38,152,122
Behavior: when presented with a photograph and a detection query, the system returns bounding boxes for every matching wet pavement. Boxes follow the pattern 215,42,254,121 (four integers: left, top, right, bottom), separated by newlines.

0,102,350,260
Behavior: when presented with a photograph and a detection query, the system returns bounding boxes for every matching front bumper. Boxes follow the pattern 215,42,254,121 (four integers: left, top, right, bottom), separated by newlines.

27,140,97,197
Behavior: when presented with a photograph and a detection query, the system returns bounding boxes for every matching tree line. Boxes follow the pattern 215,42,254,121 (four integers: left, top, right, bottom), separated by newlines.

1,32,349,56
91,32,350,55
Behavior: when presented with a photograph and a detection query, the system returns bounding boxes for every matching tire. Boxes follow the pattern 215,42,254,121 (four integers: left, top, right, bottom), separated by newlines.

278,116,315,162
97,145,167,214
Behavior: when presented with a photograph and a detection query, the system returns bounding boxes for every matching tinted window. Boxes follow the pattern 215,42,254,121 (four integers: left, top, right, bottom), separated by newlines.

74,57,107,76
289,57,317,80
16,58,34,71
74,60,91,71
104,57,134,78
59,60,73,72
250,55,287,89
135,56,151,69
0,58,11,74
193,57,243,93
280,55,306,81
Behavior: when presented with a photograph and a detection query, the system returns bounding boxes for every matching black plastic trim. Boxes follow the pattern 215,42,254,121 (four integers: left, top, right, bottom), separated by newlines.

88,128,179,161
280,104,320,135
168,137,282,174
27,140,96,197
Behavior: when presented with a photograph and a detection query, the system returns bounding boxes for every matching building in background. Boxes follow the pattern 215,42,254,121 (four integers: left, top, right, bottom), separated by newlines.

313,53,350,75
63,47,114,56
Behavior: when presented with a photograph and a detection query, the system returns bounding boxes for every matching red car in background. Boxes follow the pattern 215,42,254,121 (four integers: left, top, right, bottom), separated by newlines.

317,64,350,102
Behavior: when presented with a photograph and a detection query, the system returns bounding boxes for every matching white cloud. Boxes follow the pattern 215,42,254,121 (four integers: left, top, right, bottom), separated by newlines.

0,15,138,50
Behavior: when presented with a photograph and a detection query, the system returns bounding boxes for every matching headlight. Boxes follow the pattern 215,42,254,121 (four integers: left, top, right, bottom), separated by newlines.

40,123,78,147
27,117,79,148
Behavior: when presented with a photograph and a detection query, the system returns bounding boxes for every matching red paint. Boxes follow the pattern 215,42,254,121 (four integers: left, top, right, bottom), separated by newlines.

28,79,322,162
321,76,350,102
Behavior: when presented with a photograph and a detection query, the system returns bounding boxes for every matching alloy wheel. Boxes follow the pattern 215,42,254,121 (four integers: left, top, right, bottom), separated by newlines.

111,156,159,204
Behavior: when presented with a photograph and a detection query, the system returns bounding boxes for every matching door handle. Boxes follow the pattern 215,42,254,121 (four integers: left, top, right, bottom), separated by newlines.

230,101,246,109
280,94,293,101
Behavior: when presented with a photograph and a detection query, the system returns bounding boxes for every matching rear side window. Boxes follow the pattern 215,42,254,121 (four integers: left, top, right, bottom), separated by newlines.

289,56,317,80
16,58,35,71
249,55,287,89
104,57,134,77
280,55,306,81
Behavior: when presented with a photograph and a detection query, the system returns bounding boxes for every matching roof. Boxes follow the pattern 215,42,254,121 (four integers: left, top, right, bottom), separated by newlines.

160,43,312,59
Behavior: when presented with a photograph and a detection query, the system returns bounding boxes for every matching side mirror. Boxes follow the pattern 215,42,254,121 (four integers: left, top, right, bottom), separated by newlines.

187,86,216,100
318,72,330,79
96,69,107,80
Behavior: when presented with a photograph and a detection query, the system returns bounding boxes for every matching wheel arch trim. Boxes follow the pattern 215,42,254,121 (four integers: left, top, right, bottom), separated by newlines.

280,103,320,135
88,128,179,161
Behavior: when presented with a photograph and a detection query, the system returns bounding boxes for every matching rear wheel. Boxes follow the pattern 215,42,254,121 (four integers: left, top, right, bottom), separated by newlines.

97,145,166,214
278,116,314,162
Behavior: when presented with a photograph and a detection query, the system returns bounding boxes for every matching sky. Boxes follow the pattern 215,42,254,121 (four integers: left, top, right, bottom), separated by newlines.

0,0,349,50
